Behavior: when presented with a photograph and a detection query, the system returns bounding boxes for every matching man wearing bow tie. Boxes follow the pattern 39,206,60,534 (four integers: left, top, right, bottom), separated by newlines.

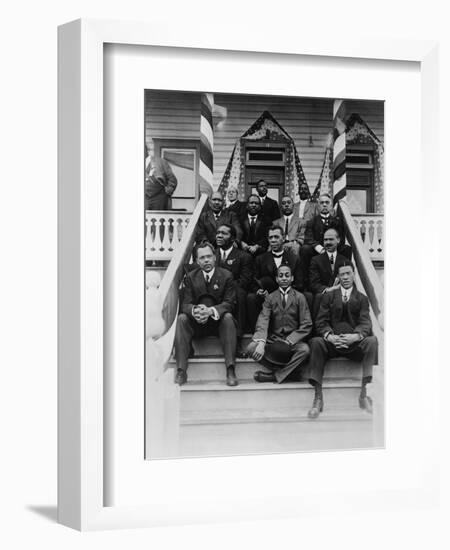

301,193,352,288
174,242,238,386
307,261,378,418
195,191,242,247
246,225,306,332
246,264,312,383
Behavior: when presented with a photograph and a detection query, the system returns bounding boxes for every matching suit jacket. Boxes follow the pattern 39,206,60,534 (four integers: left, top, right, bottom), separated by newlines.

253,288,312,344
195,208,242,247
315,287,372,338
215,247,254,291
253,250,305,292
227,200,247,220
293,201,320,243
181,266,236,320
309,252,348,294
273,215,303,244
240,213,270,251
145,157,178,210
304,213,346,249
260,196,281,222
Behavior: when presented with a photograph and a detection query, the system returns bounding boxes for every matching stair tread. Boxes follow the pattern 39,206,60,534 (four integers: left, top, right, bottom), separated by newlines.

180,377,362,391
181,406,372,425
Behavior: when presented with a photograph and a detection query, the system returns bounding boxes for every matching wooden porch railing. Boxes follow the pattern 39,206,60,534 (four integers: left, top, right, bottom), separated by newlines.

339,200,384,327
352,214,384,262
145,211,192,262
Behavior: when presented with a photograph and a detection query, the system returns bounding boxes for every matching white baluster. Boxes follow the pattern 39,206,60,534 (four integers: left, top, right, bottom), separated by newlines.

161,217,171,252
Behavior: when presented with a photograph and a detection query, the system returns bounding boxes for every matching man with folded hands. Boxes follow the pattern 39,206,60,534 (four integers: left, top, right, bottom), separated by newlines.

307,261,378,419
174,241,238,387
246,264,312,384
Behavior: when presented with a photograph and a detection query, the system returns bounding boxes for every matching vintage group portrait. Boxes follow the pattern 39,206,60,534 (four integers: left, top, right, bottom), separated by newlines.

144,89,384,460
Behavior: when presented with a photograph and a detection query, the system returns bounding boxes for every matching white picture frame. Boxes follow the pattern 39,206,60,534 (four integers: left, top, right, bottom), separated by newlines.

58,18,440,530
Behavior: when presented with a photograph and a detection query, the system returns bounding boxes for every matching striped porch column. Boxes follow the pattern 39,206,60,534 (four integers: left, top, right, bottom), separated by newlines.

332,99,347,204
199,93,214,196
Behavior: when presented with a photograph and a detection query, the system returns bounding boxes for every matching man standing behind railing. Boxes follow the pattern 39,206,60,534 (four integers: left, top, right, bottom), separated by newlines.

145,148,178,211
174,242,238,387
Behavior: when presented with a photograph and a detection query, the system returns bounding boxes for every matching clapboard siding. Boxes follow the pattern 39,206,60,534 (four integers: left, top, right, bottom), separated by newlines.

145,90,383,191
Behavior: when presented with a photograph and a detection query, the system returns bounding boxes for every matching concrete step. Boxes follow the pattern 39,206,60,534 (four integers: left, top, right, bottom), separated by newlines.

181,405,372,425
180,378,363,413
192,334,253,356
179,417,375,457
169,356,362,382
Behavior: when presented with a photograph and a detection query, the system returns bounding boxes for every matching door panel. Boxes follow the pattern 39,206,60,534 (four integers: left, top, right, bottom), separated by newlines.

245,167,285,203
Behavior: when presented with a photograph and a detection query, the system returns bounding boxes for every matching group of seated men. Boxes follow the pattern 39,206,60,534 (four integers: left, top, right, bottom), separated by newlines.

173,179,378,419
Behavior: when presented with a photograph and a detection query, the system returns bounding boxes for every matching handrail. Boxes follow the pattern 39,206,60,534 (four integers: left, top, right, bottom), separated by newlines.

339,199,384,328
157,193,208,342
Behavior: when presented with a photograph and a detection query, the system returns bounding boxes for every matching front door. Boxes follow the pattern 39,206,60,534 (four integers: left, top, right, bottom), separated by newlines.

245,167,285,203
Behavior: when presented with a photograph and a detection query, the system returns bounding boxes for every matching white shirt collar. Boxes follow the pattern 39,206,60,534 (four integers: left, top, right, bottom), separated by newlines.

284,213,293,220
221,246,233,259
341,285,353,298
279,286,291,295
248,214,258,221
203,268,215,280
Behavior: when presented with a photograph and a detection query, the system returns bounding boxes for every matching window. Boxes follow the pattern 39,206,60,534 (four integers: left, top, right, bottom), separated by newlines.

346,146,375,213
153,139,200,211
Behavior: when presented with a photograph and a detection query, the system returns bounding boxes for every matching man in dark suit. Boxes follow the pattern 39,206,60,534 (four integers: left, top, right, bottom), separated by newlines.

255,179,280,222
309,227,349,317
145,153,178,211
226,186,247,220
246,225,308,332
301,193,352,288
240,194,270,257
307,261,378,418
215,223,253,353
195,191,242,247
174,242,238,386
246,264,312,383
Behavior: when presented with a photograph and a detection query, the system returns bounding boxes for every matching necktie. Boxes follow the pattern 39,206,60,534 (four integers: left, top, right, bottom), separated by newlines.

205,274,210,285
329,253,334,267
222,250,226,262
249,217,256,241
281,291,287,308
343,292,348,303
284,217,289,237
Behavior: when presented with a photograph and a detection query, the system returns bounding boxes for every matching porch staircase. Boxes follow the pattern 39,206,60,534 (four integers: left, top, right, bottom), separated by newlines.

169,335,376,458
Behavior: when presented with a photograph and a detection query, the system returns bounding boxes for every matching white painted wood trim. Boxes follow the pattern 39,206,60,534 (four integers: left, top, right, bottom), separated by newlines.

58,18,440,530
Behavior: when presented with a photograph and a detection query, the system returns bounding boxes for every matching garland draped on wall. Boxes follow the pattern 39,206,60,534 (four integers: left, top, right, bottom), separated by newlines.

312,114,384,212
218,111,309,201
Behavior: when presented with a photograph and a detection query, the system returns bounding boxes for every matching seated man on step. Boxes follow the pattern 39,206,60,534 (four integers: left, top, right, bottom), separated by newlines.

246,225,308,332
246,264,312,384
215,223,254,356
307,261,378,419
174,241,238,387
309,227,349,318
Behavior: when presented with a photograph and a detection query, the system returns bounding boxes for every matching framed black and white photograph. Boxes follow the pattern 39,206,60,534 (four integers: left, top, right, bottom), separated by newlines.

57,19,441,531
144,89,385,461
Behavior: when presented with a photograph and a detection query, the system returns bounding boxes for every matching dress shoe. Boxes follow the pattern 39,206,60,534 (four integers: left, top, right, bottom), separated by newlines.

307,396,324,419
254,370,276,383
359,395,373,414
226,366,238,387
174,369,187,385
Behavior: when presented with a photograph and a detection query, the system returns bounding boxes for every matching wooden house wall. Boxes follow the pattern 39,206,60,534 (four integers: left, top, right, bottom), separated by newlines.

145,90,384,193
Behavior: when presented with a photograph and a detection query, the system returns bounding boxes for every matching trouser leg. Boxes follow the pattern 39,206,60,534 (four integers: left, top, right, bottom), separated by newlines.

357,335,378,381
235,287,247,338
247,293,263,333
274,341,310,383
308,337,331,385
174,313,195,371
217,313,237,368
